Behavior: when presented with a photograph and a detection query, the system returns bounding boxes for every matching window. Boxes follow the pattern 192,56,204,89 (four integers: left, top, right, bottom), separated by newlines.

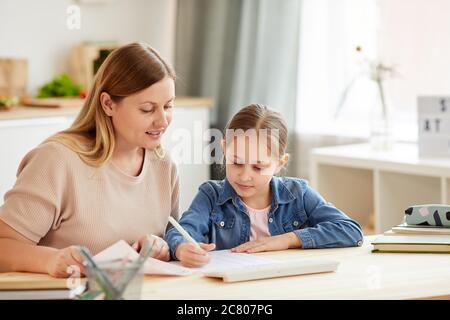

296,0,449,142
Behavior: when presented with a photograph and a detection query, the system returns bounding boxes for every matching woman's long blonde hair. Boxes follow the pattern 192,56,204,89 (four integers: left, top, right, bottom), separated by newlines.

46,42,175,167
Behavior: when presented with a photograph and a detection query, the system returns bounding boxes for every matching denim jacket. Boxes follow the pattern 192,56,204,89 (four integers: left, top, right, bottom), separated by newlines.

165,177,364,260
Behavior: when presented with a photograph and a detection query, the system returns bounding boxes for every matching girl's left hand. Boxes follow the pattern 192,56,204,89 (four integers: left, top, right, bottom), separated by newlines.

132,234,170,261
231,232,302,253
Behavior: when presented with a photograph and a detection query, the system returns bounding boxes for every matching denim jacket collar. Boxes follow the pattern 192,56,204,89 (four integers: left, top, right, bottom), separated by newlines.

217,177,297,206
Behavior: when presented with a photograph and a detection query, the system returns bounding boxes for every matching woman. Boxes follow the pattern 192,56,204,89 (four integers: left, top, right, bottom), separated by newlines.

0,43,179,278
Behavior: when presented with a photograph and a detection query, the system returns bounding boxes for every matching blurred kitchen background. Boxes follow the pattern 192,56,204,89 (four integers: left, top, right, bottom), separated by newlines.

1,0,449,234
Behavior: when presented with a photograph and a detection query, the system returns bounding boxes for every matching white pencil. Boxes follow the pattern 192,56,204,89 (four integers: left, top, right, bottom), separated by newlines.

168,216,201,249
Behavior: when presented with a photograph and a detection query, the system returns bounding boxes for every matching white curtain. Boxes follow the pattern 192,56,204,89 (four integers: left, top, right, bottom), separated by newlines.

297,0,379,136
294,0,378,178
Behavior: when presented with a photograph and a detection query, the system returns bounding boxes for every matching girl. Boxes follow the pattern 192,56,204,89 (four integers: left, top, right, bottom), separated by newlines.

165,104,363,268
0,43,178,277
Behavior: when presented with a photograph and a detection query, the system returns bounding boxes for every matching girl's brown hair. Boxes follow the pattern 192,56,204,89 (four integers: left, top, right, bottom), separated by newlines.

224,104,288,158
46,42,175,166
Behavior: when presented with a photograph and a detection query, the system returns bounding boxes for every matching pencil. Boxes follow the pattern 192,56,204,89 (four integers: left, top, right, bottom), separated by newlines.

168,216,201,249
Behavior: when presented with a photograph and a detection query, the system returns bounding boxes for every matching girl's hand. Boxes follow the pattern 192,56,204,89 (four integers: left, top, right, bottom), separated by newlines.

132,234,170,262
46,246,85,278
175,242,216,268
231,232,302,253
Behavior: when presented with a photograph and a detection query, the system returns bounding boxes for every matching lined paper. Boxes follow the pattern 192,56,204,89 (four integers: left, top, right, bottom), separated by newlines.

94,240,277,276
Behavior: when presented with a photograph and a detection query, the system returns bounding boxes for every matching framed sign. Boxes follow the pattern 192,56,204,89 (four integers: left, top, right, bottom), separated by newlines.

418,96,450,158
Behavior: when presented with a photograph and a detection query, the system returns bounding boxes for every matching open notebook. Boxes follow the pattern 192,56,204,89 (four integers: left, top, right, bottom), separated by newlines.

94,240,339,282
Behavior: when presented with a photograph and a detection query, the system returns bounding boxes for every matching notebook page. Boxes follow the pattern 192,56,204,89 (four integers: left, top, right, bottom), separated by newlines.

93,240,193,276
169,250,277,273
94,241,277,276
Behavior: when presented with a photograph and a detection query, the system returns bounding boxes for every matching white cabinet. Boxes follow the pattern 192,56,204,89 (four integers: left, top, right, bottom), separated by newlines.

0,104,211,212
0,116,75,201
310,143,450,234
162,106,211,212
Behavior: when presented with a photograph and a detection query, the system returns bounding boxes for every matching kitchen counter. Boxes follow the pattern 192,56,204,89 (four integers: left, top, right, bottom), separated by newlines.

0,96,214,121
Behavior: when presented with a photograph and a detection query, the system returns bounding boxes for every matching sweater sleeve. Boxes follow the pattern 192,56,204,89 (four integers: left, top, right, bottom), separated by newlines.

0,142,68,243
170,162,180,221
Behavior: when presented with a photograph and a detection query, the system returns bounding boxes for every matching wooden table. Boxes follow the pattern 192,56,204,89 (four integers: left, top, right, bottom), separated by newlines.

1,236,450,299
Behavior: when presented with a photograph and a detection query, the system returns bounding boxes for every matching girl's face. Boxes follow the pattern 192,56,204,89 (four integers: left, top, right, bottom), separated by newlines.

224,134,288,202
102,76,175,150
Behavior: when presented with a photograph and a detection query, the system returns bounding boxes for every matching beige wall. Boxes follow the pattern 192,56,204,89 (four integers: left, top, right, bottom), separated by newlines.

378,0,450,127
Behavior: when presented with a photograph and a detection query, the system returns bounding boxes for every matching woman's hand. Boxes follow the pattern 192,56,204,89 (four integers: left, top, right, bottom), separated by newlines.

132,234,170,262
175,242,216,268
231,232,302,253
46,246,85,278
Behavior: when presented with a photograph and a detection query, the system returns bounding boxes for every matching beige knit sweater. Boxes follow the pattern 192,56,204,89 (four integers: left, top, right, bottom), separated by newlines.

0,141,179,254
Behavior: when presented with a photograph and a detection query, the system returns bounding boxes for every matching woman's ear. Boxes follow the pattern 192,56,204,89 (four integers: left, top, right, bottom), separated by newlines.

100,92,115,116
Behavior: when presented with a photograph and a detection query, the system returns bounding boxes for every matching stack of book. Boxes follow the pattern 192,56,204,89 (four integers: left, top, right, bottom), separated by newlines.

372,223,450,253
0,272,86,300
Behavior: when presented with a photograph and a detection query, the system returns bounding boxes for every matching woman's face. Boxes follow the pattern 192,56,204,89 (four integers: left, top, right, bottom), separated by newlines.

105,77,175,151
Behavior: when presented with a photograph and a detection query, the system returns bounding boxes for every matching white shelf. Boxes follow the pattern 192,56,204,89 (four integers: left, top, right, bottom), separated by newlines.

310,143,450,234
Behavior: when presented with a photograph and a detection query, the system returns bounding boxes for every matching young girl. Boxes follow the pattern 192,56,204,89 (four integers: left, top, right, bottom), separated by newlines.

165,104,363,268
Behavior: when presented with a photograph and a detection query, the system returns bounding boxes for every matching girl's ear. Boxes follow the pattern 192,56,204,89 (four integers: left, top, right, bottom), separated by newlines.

221,139,226,152
221,139,230,164
100,92,115,116
275,153,290,174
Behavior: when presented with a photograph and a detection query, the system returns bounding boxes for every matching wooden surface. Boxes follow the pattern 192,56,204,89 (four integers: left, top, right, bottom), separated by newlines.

140,235,450,300
0,96,214,121
0,272,76,290
21,97,85,109
0,58,27,97
2,236,448,299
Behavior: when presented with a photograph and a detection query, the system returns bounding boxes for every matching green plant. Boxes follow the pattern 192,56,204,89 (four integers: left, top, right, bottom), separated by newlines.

0,96,19,107
38,74,81,98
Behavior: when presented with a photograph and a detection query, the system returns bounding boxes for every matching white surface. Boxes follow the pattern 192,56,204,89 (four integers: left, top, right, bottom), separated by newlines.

94,240,278,277
310,142,450,234
0,116,75,201
417,96,450,158
171,250,276,274
162,106,211,212
311,142,450,176
204,259,339,283
0,0,176,94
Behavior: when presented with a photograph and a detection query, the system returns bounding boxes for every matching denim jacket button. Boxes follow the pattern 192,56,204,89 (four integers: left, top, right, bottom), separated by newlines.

293,221,299,227
268,218,273,223
220,221,225,227
357,240,363,246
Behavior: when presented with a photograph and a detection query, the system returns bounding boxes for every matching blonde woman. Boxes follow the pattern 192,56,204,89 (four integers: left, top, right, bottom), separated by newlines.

0,43,179,278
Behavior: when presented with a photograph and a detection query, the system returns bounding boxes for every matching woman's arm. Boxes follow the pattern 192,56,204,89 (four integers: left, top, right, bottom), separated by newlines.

0,220,84,278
